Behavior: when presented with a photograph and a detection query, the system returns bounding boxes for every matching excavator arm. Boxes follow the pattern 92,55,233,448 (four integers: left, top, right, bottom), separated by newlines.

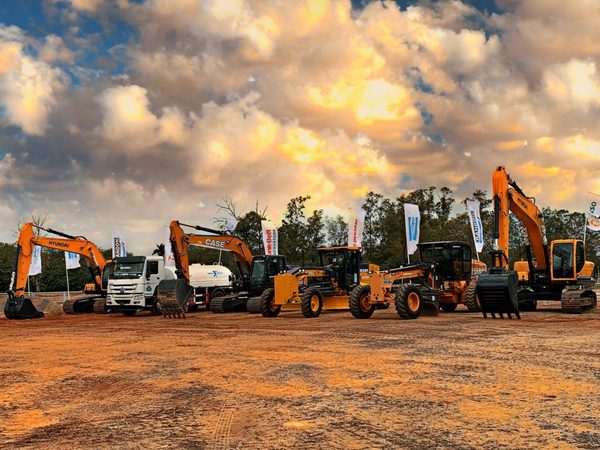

5,222,108,320
492,166,547,270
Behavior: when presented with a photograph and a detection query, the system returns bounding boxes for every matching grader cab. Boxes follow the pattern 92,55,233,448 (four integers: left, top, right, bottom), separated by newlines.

256,246,377,318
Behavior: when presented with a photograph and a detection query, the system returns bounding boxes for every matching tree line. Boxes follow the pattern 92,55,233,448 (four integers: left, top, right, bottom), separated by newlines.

1,186,599,291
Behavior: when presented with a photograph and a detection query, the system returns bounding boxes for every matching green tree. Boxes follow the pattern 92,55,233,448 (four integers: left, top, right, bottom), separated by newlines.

325,215,348,246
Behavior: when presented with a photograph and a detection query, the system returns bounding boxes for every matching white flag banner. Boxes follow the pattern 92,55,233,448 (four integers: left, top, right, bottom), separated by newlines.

29,245,42,276
65,251,81,270
222,218,239,233
404,203,421,256
466,199,484,253
261,220,279,255
347,210,366,247
586,192,600,231
164,227,175,267
112,231,127,258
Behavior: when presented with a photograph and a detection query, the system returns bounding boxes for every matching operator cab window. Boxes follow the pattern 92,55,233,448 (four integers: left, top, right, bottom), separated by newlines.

148,260,159,275
553,242,574,279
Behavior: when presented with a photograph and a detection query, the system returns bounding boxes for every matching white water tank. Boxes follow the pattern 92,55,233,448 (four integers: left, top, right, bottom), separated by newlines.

188,264,232,289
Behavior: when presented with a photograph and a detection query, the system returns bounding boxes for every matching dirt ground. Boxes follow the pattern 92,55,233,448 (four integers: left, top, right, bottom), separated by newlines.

1,298,599,450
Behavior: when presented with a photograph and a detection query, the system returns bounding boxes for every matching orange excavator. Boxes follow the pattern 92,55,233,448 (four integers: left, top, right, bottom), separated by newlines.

4,222,112,319
157,221,287,317
476,166,596,318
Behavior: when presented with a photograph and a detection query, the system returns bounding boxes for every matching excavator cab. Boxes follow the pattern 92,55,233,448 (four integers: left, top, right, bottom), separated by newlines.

550,239,585,281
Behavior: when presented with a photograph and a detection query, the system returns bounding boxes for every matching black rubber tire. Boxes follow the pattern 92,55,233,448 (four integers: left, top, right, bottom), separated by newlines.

395,284,423,320
260,288,281,317
349,285,375,319
464,283,480,312
440,303,458,312
122,310,136,317
301,287,323,318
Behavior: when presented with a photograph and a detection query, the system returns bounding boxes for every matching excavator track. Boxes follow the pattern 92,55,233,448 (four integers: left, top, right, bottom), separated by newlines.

560,289,597,314
210,294,247,313
62,296,101,314
93,298,106,314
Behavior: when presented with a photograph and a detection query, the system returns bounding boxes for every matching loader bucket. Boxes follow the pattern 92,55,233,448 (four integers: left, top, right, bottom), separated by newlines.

4,294,44,319
476,271,520,319
157,279,192,318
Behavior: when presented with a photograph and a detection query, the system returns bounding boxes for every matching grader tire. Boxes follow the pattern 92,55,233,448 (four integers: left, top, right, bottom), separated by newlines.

260,288,281,318
349,285,375,319
301,288,323,318
395,284,423,320
464,283,480,312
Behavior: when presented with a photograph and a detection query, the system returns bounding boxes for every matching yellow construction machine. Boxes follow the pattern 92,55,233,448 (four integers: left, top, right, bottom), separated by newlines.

476,166,596,318
251,246,379,318
349,241,486,320
4,222,112,319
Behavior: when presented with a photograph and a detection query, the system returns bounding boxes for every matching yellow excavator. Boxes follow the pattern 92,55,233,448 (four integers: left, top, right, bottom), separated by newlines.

157,220,287,318
476,166,596,318
4,222,112,319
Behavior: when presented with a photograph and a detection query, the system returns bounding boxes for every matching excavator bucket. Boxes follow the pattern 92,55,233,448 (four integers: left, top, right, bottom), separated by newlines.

157,279,192,319
476,271,520,319
4,294,44,320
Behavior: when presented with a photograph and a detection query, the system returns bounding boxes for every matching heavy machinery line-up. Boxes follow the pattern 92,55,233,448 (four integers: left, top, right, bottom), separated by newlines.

4,166,597,320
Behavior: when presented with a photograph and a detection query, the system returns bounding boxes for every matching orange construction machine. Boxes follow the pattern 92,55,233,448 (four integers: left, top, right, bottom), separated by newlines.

476,166,596,318
157,221,286,317
4,222,112,319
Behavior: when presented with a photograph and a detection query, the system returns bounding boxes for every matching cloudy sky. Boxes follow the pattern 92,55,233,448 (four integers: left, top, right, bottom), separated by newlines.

1,0,599,253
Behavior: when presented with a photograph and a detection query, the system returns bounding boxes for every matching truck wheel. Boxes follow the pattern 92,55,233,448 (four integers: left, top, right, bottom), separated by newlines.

395,284,423,320
464,283,480,312
301,288,323,318
440,303,457,312
260,288,280,318
349,285,375,319
122,310,136,317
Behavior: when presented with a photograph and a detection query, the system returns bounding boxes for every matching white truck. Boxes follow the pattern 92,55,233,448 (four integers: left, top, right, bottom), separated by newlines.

186,263,233,311
106,256,175,316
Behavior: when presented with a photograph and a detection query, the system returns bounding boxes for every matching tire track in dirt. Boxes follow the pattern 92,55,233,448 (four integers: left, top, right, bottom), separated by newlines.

209,397,238,450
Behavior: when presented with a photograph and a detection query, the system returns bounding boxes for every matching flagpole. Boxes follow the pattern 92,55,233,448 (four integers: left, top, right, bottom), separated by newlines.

583,213,587,245
65,261,70,300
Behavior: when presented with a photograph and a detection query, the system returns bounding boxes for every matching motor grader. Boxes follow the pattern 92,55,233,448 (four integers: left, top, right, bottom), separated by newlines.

250,246,379,318
349,241,485,320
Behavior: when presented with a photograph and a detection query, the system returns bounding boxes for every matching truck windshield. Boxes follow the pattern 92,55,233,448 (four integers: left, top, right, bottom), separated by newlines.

111,262,144,279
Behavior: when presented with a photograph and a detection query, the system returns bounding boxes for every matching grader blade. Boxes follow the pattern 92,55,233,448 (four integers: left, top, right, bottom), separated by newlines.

476,271,521,320
157,279,192,319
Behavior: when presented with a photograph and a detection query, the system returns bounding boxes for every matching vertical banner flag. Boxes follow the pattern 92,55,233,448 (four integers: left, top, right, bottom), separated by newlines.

466,199,484,253
261,220,279,255
112,231,127,258
65,252,81,270
164,227,175,267
29,245,42,276
404,203,421,256
347,210,366,247
222,218,239,233
586,192,600,231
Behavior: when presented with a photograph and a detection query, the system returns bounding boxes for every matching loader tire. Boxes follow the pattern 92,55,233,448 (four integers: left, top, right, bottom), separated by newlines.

464,284,480,312
440,303,457,312
260,288,281,318
349,285,375,319
301,288,323,318
395,284,423,320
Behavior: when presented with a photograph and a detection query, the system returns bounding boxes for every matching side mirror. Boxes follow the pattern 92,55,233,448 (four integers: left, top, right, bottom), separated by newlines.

146,273,151,280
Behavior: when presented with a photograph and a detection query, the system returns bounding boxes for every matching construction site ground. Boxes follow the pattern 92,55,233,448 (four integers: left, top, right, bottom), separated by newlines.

1,296,599,449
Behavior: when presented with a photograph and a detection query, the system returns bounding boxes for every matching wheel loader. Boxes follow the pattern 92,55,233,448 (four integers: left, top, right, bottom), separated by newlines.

476,166,596,319
4,222,112,319
249,246,379,318
349,241,485,320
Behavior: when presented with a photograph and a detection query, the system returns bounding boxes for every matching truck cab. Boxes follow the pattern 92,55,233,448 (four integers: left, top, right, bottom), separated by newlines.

106,256,175,315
